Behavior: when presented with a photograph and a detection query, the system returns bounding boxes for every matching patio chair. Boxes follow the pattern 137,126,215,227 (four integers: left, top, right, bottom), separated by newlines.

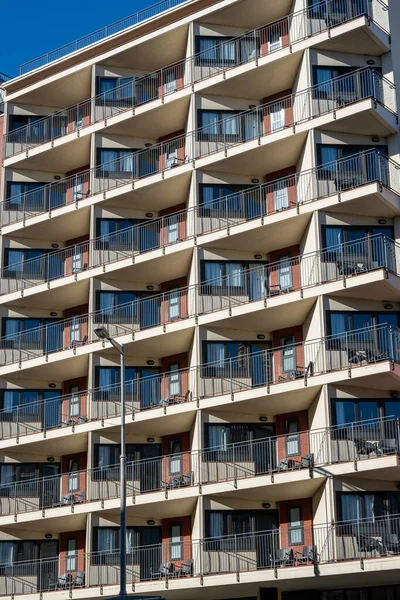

269,548,293,567
176,559,193,577
295,545,319,564
73,572,85,586
151,561,175,578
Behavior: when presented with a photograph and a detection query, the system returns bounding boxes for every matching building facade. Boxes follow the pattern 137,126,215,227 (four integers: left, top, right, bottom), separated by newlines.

1,0,400,599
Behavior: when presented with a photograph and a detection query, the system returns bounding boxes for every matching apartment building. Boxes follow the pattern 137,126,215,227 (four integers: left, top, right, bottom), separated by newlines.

0,0,400,598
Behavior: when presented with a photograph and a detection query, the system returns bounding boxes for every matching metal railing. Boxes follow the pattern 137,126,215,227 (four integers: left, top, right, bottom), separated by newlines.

1,67,396,230
0,513,400,596
7,0,389,158
0,322,399,441
0,416,398,516
19,0,193,74
0,72,10,116
0,233,398,368
0,150,398,295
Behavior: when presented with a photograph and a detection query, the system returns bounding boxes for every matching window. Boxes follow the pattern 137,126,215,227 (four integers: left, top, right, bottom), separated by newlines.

198,110,243,142
69,385,81,418
0,463,60,497
4,248,64,281
322,225,393,266
94,365,160,407
96,218,143,250
66,538,77,572
196,37,235,66
168,288,181,321
205,509,279,550
9,115,51,143
0,389,61,420
204,422,275,460
270,102,285,131
96,77,135,105
6,182,61,212
93,443,161,479
169,438,182,474
285,417,300,456
96,148,138,177
202,340,270,378
287,505,303,545
281,336,296,373
274,179,290,211
170,523,183,560
337,491,400,523
199,183,256,217
68,459,80,492
327,311,399,339
201,260,268,296
278,255,292,290
92,526,161,564
1,318,61,351
332,398,400,427
96,291,139,323
168,363,181,398
313,66,382,102
0,540,58,571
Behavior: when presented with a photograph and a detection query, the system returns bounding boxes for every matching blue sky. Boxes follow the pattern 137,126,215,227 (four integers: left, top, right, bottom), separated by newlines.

0,0,156,77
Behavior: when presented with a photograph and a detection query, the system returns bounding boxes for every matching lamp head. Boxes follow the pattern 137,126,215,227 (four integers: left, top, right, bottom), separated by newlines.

94,326,111,340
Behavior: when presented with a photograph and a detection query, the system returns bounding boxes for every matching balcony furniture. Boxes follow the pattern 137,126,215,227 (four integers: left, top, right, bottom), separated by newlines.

159,390,192,406
176,559,193,577
354,532,384,555
278,366,304,382
162,471,194,489
269,548,293,567
169,156,188,168
336,260,366,277
382,534,400,554
377,438,398,455
299,454,314,468
62,415,88,427
151,561,176,579
73,572,85,586
74,190,91,201
61,491,85,505
54,573,73,589
278,457,297,470
70,335,88,348
270,284,292,296
353,437,379,456
295,545,319,564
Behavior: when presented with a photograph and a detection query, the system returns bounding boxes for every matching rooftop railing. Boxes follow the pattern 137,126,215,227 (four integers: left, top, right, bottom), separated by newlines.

0,513,399,596
0,416,398,516
7,0,389,158
0,322,399,441
19,0,193,75
1,67,396,230
1,150,397,295
0,233,398,369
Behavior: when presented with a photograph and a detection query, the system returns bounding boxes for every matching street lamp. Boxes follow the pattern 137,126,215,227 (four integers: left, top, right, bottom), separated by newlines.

94,326,127,599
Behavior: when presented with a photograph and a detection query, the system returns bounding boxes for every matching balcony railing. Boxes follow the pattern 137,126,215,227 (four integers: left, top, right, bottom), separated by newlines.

19,0,193,75
0,233,398,368
0,72,9,116
1,67,396,229
9,0,388,156
0,322,399,441
0,150,398,294
1,514,400,596
0,416,398,516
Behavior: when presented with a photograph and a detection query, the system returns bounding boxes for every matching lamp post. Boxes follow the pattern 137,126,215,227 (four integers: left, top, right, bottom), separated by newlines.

94,326,127,599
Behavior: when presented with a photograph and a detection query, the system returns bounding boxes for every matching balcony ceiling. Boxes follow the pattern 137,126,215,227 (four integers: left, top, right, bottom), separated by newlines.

9,66,92,108
210,476,324,503
199,0,292,29
102,23,189,71
7,205,92,242
6,279,90,311
204,52,302,101
104,95,190,139
12,135,91,173
315,22,389,56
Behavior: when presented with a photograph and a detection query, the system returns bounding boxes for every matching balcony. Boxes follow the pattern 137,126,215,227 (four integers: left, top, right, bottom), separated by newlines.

0,233,398,372
0,416,398,522
1,514,400,597
1,150,399,304
5,0,389,162
0,322,399,444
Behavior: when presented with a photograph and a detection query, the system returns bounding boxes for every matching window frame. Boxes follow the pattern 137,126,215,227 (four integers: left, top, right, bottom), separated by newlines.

202,339,271,378
197,109,245,142
336,491,400,523
200,259,268,295
284,417,300,457
96,147,140,178
287,504,304,546
169,522,183,560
